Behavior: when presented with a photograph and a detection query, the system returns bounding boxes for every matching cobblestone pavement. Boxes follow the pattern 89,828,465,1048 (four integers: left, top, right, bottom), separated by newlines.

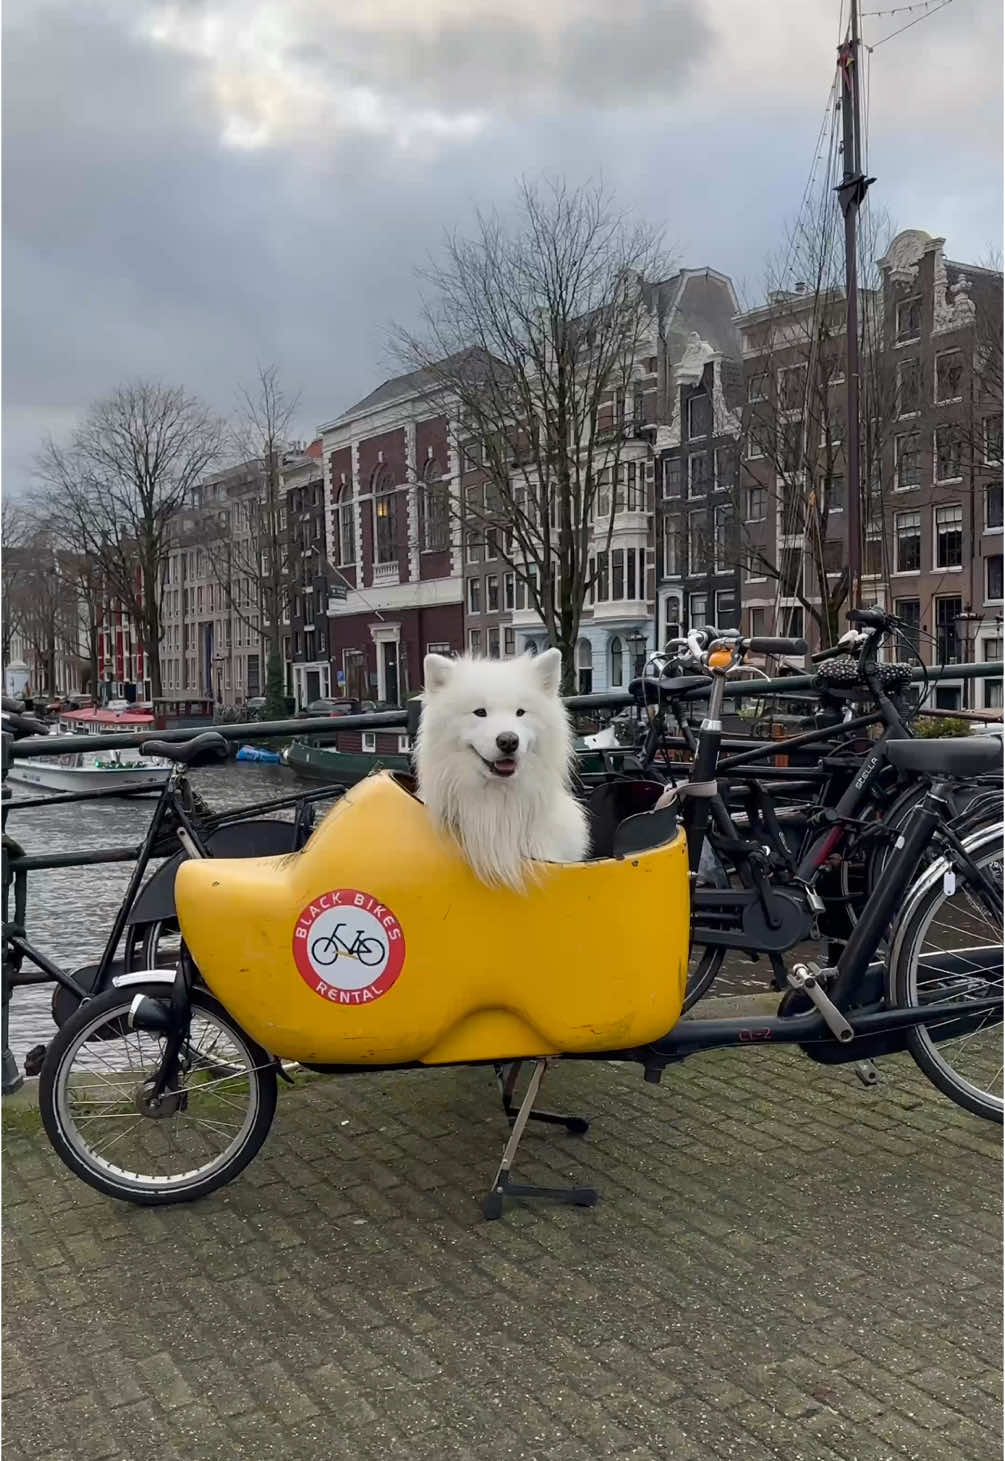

3,1044,1001,1461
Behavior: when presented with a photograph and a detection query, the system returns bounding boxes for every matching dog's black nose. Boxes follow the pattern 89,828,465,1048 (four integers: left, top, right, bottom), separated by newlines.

496,732,519,755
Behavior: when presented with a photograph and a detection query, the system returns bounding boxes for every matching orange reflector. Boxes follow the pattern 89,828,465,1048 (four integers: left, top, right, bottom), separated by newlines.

708,650,733,669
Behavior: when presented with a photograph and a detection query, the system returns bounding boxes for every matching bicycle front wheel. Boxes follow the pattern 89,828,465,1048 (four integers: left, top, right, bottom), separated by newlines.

39,982,278,1203
889,825,1003,1123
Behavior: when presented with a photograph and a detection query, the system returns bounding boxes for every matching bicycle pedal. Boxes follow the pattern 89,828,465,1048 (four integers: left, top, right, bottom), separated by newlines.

853,1059,879,1088
787,963,854,1043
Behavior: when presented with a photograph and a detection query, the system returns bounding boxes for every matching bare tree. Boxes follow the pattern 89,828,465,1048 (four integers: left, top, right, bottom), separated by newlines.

203,365,301,710
393,177,670,691
36,382,223,698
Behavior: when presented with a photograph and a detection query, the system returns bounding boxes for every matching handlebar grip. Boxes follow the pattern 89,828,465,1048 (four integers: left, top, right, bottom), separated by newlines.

811,642,847,664
746,637,809,656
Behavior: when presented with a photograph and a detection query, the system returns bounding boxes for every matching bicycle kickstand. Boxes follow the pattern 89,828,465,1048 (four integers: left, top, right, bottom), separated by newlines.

483,1059,598,1221
493,1060,590,1136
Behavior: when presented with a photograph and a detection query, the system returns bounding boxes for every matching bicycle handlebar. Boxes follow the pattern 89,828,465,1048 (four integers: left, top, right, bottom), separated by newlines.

743,636,808,657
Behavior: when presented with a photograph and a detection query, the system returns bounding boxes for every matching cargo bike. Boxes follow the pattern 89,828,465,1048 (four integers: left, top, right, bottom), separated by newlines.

33,634,1005,1220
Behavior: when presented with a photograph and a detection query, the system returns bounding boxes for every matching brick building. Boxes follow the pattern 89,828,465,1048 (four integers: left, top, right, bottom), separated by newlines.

282,440,330,708
320,364,464,752
734,229,1003,705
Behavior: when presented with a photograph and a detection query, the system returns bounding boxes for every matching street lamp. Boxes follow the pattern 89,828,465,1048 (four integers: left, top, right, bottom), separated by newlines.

626,629,647,678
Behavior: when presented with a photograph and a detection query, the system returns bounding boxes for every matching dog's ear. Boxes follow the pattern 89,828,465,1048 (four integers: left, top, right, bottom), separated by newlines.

423,653,455,694
531,646,563,697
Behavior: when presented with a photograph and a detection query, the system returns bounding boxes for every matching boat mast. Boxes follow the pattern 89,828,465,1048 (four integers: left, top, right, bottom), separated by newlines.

836,0,873,611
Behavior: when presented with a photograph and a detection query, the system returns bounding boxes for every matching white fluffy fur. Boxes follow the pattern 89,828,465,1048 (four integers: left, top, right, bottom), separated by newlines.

414,648,589,890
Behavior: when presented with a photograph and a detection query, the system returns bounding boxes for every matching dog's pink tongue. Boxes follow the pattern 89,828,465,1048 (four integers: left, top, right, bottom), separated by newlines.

492,758,517,777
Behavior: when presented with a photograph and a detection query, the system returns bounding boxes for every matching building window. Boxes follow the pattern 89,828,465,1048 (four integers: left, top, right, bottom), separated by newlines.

467,577,481,613
987,482,1004,532
781,605,804,640
362,732,376,752
897,358,921,416
468,628,482,655
896,297,921,343
503,572,515,610
823,476,845,515
985,413,1004,467
419,467,449,552
487,625,501,658
987,554,1004,602
686,393,712,440
715,589,737,628
609,636,624,687
780,548,802,597
935,425,962,483
688,513,705,575
935,596,963,664
864,518,884,578
661,516,681,577
662,457,682,498
746,486,766,521
689,593,708,630
714,448,737,492
746,372,768,403
935,504,964,569
576,639,593,695
504,627,515,656
934,684,962,711
713,506,731,573
612,551,625,600
894,597,921,651
822,538,844,577
373,467,398,564
983,638,1003,709
486,575,499,612
935,349,964,403
663,594,682,643
746,435,765,462
778,364,807,413
895,432,921,490
895,512,921,574
748,606,769,638
688,454,711,497
779,420,802,475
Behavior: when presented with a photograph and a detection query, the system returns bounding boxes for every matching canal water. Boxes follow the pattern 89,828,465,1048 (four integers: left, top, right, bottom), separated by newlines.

3,763,339,1069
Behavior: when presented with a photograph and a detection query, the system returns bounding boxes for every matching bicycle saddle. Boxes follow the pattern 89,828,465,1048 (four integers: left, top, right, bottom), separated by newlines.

885,737,1002,778
140,732,230,766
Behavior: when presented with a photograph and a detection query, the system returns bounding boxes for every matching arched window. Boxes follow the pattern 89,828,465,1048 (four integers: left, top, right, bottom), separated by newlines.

576,639,593,695
609,636,623,687
419,457,449,552
372,466,396,564
334,480,355,567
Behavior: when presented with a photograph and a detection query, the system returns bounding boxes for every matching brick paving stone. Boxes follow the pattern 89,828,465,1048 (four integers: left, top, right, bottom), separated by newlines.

3,1046,1001,1461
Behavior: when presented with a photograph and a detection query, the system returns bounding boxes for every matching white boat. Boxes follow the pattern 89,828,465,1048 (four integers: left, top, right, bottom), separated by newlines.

6,705,171,795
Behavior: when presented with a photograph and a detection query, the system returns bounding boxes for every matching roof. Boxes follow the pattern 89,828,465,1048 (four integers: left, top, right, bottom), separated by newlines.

321,349,496,432
62,708,153,726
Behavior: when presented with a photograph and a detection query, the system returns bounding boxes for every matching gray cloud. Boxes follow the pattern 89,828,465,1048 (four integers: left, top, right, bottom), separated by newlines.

3,0,1001,495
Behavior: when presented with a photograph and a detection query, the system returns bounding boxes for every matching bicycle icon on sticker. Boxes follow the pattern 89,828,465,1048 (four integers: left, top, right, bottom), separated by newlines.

310,922,387,969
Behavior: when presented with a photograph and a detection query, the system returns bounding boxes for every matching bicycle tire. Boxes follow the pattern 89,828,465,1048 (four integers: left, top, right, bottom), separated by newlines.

682,945,727,1012
39,982,278,1204
889,824,1003,1123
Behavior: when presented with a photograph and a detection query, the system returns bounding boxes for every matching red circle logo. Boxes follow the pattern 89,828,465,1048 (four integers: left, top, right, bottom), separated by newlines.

292,889,406,1005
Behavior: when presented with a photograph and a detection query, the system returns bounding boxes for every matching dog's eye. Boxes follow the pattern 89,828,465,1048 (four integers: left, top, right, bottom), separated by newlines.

472,708,487,718
515,708,525,717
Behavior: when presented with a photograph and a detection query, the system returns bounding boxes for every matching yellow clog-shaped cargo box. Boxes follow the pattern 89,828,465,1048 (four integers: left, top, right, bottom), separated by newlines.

175,772,690,1066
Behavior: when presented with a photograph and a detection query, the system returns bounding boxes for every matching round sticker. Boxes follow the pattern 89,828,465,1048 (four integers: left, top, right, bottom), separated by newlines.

292,889,406,1005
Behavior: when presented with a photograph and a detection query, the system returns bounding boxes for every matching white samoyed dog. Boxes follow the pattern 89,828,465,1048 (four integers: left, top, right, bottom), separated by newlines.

414,648,590,890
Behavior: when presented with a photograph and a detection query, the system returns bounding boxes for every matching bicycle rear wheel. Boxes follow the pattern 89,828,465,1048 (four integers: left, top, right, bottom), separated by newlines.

889,825,1003,1123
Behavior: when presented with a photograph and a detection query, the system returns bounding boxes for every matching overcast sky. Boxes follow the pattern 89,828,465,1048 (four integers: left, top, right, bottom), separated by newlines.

3,0,1002,494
